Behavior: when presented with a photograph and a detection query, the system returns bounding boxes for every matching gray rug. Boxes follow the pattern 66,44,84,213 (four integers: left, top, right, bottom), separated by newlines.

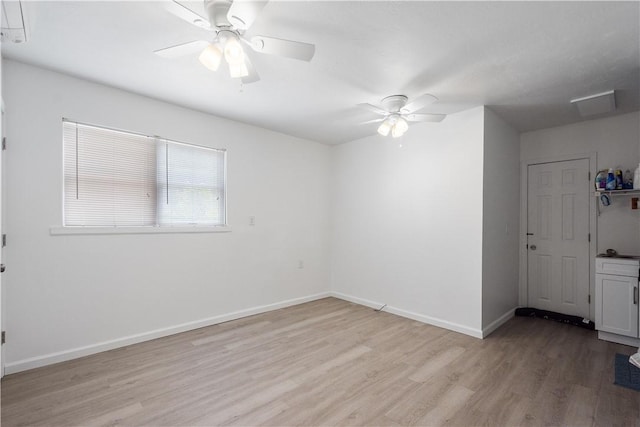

615,353,640,391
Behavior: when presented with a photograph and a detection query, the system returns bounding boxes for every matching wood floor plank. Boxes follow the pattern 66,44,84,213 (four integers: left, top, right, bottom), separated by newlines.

384,373,458,425
2,297,639,426
416,384,475,426
77,402,144,427
407,346,466,383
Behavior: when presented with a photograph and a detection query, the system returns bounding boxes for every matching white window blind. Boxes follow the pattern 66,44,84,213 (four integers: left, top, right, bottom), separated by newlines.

157,141,226,226
64,122,157,226
63,120,226,227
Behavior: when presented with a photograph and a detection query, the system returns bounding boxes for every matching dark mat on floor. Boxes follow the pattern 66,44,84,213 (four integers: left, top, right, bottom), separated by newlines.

514,307,595,330
614,353,640,391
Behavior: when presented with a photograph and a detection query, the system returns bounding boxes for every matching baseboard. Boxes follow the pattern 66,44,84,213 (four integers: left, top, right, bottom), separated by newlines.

329,291,484,339
481,307,516,338
597,331,640,348
4,292,331,374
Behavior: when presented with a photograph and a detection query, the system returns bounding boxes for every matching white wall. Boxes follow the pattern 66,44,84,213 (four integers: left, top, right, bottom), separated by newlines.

10,57,635,374
481,108,520,331
2,60,332,372
521,112,640,255
330,107,486,336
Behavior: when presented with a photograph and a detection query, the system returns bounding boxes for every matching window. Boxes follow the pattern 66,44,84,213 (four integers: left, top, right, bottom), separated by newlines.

63,120,226,227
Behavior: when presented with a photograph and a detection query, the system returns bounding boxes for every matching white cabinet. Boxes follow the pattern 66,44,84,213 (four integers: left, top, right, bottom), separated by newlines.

596,274,638,337
595,257,640,345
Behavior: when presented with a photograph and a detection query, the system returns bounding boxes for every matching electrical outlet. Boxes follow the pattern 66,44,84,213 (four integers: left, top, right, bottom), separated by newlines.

249,216,256,226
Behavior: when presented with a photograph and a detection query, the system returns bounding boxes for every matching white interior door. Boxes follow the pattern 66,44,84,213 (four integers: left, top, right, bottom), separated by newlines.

527,159,590,318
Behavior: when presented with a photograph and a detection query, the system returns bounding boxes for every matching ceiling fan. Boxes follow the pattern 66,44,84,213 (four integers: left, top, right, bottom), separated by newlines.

358,94,447,138
154,0,316,84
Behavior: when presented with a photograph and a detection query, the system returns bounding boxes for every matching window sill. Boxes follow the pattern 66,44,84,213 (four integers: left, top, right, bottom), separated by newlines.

50,225,232,236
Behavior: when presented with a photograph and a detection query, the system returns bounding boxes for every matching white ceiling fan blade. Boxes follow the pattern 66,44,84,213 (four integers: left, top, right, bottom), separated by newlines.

404,113,446,123
401,94,438,113
227,0,269,30
241,54,260,84
361,118,385,125
154,40,210,58
165,1,211,30
357,103,388,116
250,36,315,61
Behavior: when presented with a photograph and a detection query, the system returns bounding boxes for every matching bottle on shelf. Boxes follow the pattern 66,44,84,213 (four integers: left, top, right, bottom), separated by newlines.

615,169,623,189
595,170,608,190
606,168,616,190
595,169,607,191
623,169,633,189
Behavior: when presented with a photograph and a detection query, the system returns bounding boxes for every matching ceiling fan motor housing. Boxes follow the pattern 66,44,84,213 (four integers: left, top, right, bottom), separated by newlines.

206,0,233,29
381,95,408,113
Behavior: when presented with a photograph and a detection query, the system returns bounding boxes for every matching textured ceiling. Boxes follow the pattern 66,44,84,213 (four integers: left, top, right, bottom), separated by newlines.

2,1,639,144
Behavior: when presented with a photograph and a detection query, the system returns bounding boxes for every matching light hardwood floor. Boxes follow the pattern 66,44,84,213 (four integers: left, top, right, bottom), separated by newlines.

1,297,639,426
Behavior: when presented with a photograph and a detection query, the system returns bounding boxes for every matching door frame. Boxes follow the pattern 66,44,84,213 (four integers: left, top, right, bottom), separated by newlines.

0,98,4,378
1,98,4,378
519,152,597,321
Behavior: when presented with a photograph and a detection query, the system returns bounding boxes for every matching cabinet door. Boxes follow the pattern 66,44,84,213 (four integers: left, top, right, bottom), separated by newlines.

595,273,639,337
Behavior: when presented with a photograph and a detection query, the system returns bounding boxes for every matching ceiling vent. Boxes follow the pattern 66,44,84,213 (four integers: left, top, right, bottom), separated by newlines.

570,90,616,117
1,0,27,44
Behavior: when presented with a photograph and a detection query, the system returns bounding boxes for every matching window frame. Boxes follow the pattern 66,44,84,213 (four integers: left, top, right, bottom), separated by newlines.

56,119,231,235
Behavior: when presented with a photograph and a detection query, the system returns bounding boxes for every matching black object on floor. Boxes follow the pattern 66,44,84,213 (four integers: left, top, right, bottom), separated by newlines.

514,307,595,330
614,353,640,391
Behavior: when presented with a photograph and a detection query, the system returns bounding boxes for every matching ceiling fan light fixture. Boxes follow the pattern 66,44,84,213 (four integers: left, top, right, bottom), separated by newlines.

224,36,245,65
391,117,408,138
198,43,223,71
228,60,249,78
377,119,392,136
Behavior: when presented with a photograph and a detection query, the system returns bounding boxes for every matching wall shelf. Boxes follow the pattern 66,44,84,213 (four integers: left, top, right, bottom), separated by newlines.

594,189,640,197
595,189,640,216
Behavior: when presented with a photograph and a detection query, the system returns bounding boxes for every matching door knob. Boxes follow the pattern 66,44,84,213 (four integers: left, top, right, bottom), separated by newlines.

530,245,537,251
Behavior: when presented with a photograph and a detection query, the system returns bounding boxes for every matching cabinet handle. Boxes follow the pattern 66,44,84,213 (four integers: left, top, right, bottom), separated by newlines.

635,287,639,305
